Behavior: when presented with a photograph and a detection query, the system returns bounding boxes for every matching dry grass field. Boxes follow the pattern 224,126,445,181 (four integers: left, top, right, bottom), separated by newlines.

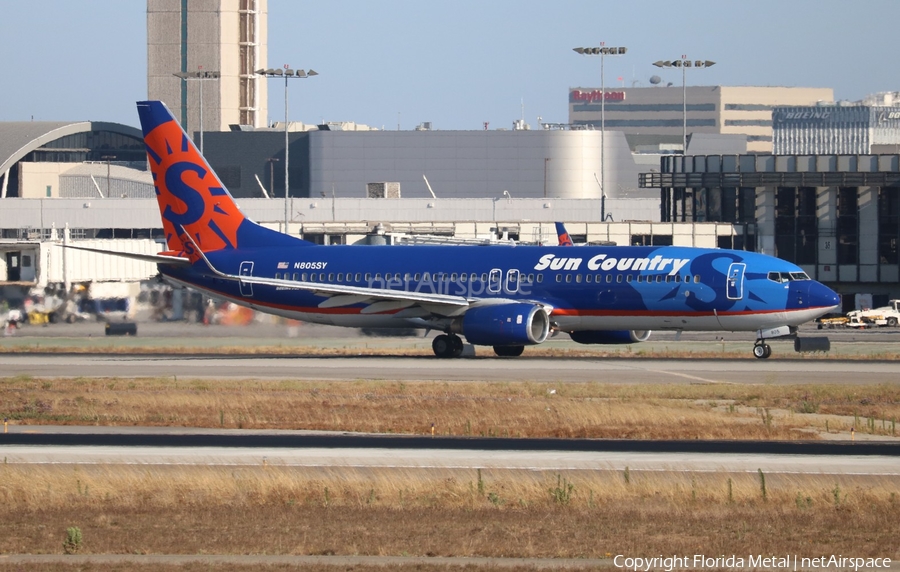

0,464,898,559
2,376,899,439
2,376,899,566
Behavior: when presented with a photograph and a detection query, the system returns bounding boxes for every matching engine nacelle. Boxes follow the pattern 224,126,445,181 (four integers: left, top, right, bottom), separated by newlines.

569,330,652,345
457,303,550,346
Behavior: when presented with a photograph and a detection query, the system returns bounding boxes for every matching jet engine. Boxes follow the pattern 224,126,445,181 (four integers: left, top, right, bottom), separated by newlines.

455,303,550,346
568,330,652,344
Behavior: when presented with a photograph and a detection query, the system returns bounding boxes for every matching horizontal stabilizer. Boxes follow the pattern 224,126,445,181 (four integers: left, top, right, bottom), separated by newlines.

60,244,192,266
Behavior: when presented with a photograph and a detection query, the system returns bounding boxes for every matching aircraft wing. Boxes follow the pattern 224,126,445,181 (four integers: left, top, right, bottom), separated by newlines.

235,273,471,308
182,232,471,315
228,273,553,318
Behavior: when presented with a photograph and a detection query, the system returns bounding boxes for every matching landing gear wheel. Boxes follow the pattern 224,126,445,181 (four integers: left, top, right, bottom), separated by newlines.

433,334,464,358
888,317,898,327
449,335,464,358
493,345,525,357
432,334,453,358
753,343,771,359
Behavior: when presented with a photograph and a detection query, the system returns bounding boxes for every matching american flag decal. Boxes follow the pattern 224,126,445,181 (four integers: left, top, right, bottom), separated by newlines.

277,262,289,269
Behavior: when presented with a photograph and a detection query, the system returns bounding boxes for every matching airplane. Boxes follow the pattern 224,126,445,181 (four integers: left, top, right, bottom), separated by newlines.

68,101,841,359
556,222,574,246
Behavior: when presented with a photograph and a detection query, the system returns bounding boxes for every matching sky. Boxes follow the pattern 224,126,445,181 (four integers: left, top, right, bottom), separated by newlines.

2,0,899,130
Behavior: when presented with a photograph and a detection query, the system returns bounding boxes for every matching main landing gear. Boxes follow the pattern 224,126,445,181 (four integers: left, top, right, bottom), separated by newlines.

431,335,526,358
432,334,464,358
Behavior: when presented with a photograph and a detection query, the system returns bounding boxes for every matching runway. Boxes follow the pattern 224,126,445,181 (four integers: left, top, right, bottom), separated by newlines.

3,429,899,475
3,445,898,475
2,353,899,383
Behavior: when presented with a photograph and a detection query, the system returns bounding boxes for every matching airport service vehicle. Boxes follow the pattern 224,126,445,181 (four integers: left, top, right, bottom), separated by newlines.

69,101,841,359
847,300,900,327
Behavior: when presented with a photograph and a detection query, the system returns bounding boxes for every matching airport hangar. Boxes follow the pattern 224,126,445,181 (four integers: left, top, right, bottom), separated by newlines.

2,113,900,314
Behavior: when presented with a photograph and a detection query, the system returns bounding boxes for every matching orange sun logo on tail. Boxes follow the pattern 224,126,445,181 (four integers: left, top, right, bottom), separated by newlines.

139,101,246,260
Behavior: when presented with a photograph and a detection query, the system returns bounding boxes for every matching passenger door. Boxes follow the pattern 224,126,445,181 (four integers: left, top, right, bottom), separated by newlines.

239,261,254,297
726,262,746,300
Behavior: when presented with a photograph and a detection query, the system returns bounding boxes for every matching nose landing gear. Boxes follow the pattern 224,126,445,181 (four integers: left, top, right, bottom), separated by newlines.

752,341,772,359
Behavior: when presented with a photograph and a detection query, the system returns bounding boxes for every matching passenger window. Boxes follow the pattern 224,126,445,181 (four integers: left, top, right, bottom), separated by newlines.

414,273,421,281
292,272,299,281
565,275,572,283
575,274,582,283
481,273,488,282
616,275,623,283
301,273,308,281
354,273,361,282
694,275,700,283
684,275,690,283
275,272,281,280
375,273,382,281
656,275,662,283
606,275,612,283
365,273,371,281
451,273,458,281
423,272,430,281
585,274,592,283
337,273,344,282
626,274,632,283
537,274,543,283
556,274,562,283
471,273,478,282
310,274,317,282
328,273,334,281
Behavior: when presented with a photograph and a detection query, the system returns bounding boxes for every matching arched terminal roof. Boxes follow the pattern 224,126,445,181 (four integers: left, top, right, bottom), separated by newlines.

0,121,143,176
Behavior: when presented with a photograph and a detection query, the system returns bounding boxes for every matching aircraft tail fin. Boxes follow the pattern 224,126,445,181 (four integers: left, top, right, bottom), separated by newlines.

555,222,574,246
136,100,310,259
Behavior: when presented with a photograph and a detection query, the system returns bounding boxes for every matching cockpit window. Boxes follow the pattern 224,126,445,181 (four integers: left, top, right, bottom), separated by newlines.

768,271,811,283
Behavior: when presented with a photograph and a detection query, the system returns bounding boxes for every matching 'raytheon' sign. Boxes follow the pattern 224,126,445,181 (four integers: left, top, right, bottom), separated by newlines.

570,90,626,104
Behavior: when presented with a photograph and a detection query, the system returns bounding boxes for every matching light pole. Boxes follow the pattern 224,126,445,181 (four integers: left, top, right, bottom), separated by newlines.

256,66,318,231
173,70,220,153
573,45,626,202
652,57,715,153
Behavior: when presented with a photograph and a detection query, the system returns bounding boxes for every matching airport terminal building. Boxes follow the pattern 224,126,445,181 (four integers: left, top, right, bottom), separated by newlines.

2,0,898,315
569,86,833,153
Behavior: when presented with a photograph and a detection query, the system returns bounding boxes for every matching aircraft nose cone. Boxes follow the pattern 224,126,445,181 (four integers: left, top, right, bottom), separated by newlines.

809,280,841,312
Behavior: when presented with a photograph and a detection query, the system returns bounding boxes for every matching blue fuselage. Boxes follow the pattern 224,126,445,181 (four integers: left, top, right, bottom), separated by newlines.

162,243,840,333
